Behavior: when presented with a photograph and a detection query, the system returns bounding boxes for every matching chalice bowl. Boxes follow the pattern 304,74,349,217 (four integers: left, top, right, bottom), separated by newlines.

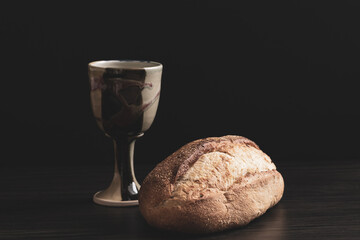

88,60,162,206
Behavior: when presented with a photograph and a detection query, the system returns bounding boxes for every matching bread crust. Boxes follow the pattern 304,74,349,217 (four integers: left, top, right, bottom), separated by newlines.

139,135,284,233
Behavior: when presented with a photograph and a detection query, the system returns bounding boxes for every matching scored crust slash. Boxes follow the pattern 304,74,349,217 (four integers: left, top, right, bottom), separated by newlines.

139,135,284,233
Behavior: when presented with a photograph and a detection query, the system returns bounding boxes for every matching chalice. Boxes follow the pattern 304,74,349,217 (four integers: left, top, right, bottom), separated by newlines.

88,60,162,206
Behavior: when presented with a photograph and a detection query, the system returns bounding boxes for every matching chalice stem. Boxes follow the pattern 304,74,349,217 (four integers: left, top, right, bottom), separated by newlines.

113,134,143,200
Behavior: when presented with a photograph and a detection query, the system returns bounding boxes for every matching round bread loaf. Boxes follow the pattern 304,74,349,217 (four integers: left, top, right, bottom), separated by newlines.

139,135,284,233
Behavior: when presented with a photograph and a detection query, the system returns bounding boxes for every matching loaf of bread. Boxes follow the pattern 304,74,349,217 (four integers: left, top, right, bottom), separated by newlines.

139,135,284,233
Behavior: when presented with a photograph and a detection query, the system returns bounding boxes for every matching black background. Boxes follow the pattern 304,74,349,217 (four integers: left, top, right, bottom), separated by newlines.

1,1,360,167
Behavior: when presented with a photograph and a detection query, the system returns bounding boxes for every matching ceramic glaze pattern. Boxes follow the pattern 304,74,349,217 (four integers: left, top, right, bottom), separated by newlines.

89,61,162,137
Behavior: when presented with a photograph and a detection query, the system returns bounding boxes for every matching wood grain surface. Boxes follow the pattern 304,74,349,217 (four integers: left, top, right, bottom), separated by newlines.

0,158,359,239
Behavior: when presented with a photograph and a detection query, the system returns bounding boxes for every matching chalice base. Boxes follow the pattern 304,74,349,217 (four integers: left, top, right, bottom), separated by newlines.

92,171,139,207
93,192,138,207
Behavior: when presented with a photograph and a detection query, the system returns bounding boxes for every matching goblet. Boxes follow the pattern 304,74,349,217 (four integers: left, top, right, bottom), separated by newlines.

88,60,162,206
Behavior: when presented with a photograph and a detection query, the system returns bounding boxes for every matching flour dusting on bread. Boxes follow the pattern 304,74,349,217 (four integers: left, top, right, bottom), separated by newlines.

172,145,276,200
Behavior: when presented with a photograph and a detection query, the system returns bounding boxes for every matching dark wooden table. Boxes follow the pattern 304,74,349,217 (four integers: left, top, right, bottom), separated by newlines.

1,158,359,239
